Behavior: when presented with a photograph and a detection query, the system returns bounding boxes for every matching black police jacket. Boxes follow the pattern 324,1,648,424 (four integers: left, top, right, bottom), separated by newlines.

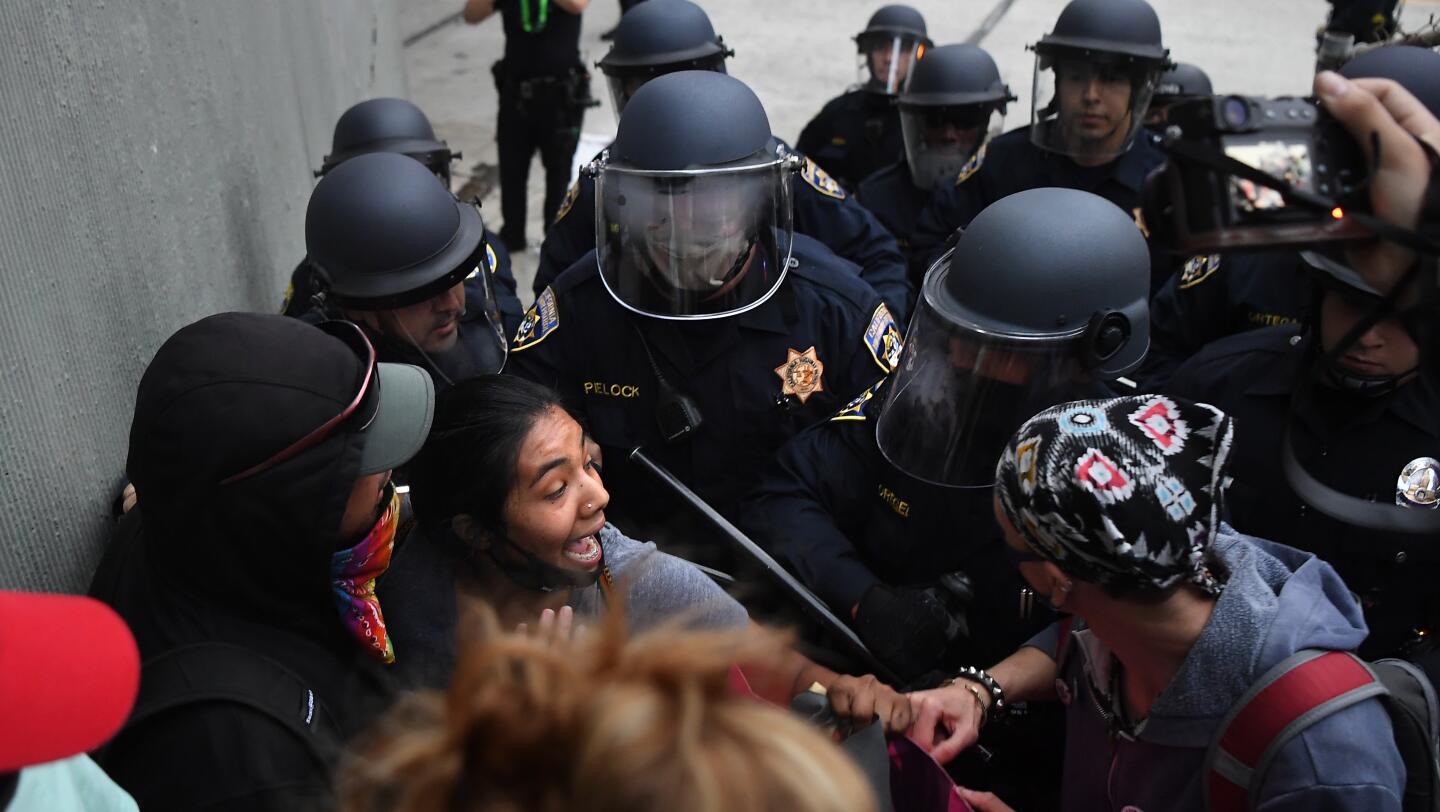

1138,249,1307,389
796,88,904,192
534,149,913,323
495,0,582,79
505,234,901,527
855,160,929,287
909,125,1164,277
738,376,1051,670
1166,326,1440,658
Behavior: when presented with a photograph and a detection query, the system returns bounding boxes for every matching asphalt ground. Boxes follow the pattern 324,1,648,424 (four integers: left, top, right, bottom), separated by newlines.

399,0,1435,303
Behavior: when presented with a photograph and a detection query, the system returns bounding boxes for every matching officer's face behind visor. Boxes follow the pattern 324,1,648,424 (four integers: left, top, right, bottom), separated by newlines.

595,158,795,320
900,104,995,190
875,298,1095,488
1031,52,1158,164
858,34,922,95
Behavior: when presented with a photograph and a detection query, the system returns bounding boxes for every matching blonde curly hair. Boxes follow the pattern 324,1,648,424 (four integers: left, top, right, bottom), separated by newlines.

336,606,877,812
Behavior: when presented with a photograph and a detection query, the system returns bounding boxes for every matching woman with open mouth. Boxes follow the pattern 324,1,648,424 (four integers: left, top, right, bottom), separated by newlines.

380,374,911,730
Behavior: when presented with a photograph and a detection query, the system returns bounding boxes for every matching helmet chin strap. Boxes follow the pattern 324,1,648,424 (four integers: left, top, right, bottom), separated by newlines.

1318,356,1418,399
485,534,603,593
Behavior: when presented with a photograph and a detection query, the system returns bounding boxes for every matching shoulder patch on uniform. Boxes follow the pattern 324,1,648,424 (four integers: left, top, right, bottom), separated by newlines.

512,287,560,351
863,302,904,373
280,281,295,315
801,158,847,200
465,243,501,280
1178,254,1221,289
954,142,987,186
554,179,582,224
831,377,886,422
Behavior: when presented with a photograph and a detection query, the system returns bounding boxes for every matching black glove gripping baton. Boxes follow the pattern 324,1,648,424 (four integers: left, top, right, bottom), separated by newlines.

628,447,903,685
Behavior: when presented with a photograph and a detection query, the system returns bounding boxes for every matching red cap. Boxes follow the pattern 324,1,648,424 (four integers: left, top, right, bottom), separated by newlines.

0,590,140,772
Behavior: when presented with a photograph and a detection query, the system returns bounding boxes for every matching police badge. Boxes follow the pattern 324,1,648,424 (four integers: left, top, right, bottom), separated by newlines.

775,346,825,404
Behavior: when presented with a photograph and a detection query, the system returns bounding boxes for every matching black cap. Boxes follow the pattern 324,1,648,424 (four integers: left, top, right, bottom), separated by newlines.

1035,0,1169,64
857,4,930,44
597,0,731,72
320,98,452,175
611,71,773,170
899,43,1014,109
931,187,1151,374
306,152,486,310
1155,62,1213,100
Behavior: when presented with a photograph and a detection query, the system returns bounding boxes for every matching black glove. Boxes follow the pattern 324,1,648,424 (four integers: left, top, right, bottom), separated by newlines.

854,584,956,684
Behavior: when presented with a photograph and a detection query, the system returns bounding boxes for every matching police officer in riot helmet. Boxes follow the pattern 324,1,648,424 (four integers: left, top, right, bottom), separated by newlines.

1144,61,1213,129
282,98,522,336
508,71,903,541
304,153,511,390
1165,235,1440,664
797,5,932,190
536,0,912,320
910,0,1169,271
856,44,1014,276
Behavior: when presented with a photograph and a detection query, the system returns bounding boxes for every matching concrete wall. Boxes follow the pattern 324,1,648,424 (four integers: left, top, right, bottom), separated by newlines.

0,1,407,592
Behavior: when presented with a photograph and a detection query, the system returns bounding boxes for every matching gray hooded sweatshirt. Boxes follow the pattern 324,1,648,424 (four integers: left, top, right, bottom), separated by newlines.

1029,525,1405,811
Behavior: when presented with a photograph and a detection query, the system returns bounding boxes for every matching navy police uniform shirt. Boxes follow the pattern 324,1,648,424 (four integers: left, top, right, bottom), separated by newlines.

855,160,929,287
535,149,913,323
739,376,1049,669
506,233,902,525
909,126,1165,275
1166,327,1440,658
796,89,904,192
1138,249,1306,389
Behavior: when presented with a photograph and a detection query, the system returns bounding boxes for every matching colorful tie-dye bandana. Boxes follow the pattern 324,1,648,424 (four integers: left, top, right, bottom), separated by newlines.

995,395,1234,597
331,483,400,664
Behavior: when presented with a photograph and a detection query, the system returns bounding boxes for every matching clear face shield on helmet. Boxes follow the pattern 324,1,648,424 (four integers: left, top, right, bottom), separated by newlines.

875,266,1099,488
1030,50,1160,163
899,103,1000,190
856,33,924,96
591,151,799,320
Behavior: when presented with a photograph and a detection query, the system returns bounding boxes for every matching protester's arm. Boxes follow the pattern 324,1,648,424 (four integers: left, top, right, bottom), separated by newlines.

1316,72,1440,299
553,0,589,12
462,0,497,23
739,647,912,734
905,643,1058,763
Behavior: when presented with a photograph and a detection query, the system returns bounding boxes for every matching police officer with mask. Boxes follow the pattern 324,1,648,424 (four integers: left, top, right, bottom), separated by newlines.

535,0,912,321
463,0,593,252
1164,234,1440,662
282,98,522,335
507,71,903,536
910,0,1170,270
741,188,1150,685
855,44,1013,275
303,152,511,390
798,6,931,191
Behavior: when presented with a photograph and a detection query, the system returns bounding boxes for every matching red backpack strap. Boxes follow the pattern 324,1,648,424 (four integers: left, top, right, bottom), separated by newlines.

1204,650,1387,812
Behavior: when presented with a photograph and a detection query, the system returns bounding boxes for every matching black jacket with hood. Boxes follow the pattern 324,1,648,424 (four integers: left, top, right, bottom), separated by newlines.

89,313,398,812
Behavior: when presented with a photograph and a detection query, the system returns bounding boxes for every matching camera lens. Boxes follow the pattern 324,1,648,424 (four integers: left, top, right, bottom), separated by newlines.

1221,96,1251,129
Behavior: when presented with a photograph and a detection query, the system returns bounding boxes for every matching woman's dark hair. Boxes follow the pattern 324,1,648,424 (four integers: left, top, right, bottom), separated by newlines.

1098,547,1232,605
409,375,572,538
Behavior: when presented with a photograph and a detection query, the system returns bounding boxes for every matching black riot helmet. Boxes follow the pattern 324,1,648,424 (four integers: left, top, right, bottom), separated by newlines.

596,0,734,117
318,98,457,184
897,44,1016,190
855,5,932,96
876,187,1151,487
587,70,802,321
1146,62,1212,127
1029,0,1171,162
306,152,493,312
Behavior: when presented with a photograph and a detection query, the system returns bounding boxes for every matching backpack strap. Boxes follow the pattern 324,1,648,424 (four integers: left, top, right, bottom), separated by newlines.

1204,649,1388,812
109,642,343,772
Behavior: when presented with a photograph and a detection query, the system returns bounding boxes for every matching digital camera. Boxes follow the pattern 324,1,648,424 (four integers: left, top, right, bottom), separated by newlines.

1142,95,1370,253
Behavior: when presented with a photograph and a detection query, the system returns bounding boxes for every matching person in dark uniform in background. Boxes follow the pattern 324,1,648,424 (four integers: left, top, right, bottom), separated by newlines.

909,0,1170,272
1143,61,1211,131
1164,251,1440,663
463,0,593,252
1138,45,1440,389
299,153,511,391
741,188,1150,807
506,71,903,545
855,44,1013,280
281,97,521,335
797,5,931,191
534,0,913,321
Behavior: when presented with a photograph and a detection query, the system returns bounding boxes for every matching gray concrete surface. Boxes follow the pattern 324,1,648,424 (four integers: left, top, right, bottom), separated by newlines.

399,0,1335,302
0,1,406,592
